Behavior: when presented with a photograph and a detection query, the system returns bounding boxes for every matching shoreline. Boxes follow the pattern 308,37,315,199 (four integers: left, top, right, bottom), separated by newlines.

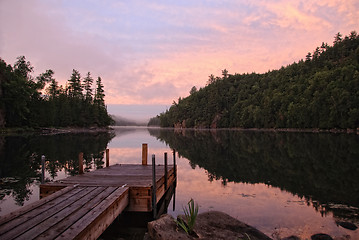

172,126,359,134
0,126,114,135
1,125,358,135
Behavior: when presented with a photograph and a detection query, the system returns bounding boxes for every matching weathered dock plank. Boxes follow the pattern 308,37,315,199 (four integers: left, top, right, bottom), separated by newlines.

35,186,120,239
0,186,129,240
0,186,75,226
0,186,87,239
57,186,129,240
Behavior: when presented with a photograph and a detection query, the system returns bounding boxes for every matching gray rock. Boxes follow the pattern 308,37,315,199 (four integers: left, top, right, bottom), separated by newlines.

147,211,272,240
147,214,191,240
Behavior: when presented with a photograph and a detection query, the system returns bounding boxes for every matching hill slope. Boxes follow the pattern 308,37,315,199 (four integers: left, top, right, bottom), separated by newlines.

158,31,359,129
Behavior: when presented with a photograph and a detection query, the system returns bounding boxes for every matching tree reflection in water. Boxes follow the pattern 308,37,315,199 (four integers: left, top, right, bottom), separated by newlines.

149,128,359,224
0,132,114,207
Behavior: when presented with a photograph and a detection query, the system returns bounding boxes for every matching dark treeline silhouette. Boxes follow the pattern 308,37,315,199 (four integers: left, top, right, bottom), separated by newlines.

149,128,359,222
0,56,113,128
0,132,114,206
158,31,359,129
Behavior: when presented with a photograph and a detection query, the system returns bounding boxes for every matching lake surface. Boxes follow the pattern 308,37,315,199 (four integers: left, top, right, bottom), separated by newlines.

0,127,358,239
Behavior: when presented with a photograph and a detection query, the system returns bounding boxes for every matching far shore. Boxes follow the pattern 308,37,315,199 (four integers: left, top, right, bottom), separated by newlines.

0,126,114,135
1,125,358,135
171,126,359,134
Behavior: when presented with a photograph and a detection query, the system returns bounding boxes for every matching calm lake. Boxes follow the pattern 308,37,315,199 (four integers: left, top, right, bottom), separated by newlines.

0,127,358,239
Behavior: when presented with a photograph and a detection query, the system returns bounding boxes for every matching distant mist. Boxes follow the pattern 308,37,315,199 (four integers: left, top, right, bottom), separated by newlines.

110,115,148,126
107,104,168,123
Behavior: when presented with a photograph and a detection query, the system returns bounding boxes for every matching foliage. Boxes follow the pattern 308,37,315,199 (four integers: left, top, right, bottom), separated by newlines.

159,31,359,129
148,116,161,126
175,198,199,235
0,56,113,128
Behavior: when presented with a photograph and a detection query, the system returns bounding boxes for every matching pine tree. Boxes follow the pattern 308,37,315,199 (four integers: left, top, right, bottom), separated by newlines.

83,72,93,102
68,69,83,99
94,77,105,106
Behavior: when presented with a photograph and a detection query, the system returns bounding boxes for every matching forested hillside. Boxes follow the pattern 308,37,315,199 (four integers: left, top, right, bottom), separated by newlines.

158,31,359,129
0,56,113,128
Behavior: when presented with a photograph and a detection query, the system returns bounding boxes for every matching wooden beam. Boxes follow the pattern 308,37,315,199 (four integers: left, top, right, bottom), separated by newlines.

164,152,168,191
106,149,110,167
152,154,157,218
142,144,148,165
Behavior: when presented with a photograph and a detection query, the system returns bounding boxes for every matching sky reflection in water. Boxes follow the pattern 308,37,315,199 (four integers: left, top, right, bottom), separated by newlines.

0,127,358,239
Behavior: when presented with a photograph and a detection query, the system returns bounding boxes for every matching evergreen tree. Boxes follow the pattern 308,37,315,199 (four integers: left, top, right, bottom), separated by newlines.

94,77,105,107
334,32,343,44
68,69,83,99
207,74,215,85
190,86,197,95
83,72,93,102
2,56,33,127
46,78,60,99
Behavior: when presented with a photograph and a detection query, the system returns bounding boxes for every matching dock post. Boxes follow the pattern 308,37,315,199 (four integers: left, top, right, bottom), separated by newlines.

173,150,176,178
152,154,157,219
79,152,84,174
106,149,110,167
164,152,168,190
172,149,177,211
142,143,148,165
41,155,45,184
173,190,176,211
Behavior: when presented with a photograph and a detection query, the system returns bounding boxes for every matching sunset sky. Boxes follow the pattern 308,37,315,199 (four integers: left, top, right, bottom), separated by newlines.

1,0,358,120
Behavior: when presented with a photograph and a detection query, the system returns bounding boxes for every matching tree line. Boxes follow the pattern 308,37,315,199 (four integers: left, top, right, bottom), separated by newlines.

0,56,113,128
155,31,359,129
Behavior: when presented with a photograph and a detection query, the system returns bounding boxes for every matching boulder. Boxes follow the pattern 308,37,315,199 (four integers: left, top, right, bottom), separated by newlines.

147,214,191,240
147,211,272,240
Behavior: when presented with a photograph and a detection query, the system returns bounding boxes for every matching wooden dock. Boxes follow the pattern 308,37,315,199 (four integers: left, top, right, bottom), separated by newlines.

0,152,177,240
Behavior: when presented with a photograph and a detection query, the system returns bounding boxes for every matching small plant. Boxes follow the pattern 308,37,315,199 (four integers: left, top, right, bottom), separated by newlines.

238,233,252,240
175,198,199,235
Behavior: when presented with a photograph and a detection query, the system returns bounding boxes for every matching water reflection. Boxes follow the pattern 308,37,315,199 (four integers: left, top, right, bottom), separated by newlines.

149,129,359,226
1,127,358,239
0,132,114,210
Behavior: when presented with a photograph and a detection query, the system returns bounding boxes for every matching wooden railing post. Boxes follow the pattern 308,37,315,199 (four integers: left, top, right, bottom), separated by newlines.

152,154,157,219
164,152,168,191
79,152,84,174
142,143,148,165
172,149,177,211
173,149,176,178
106,149,110,167
173,189,176,211
41,155,45,184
